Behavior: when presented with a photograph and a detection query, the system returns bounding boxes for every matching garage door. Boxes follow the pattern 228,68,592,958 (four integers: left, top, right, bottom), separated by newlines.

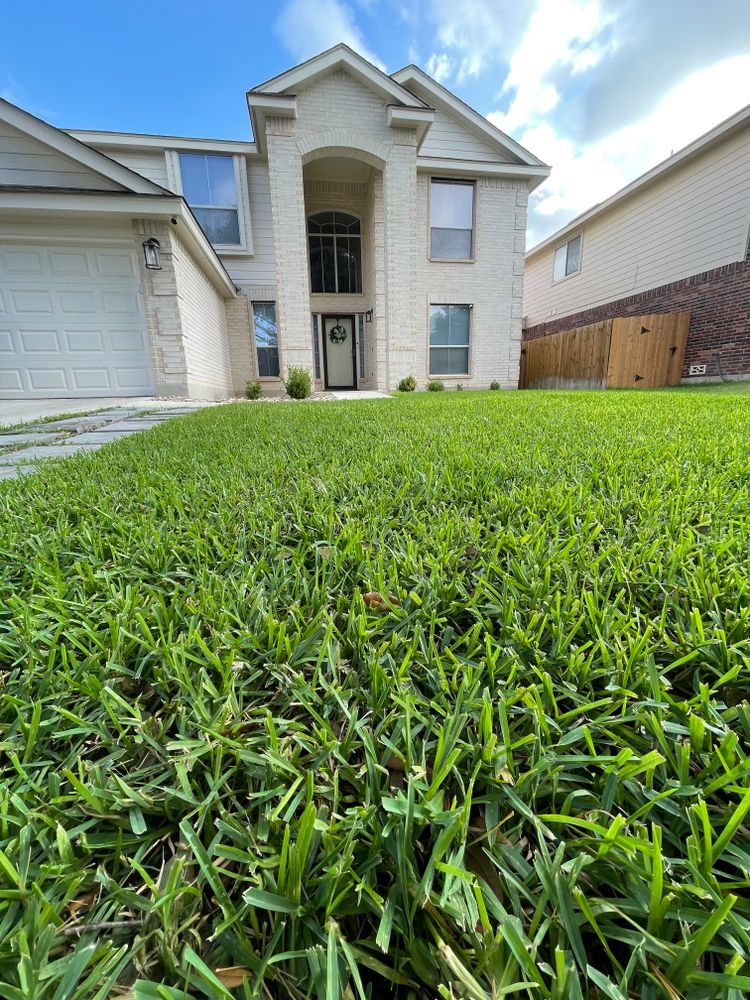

0,243,155,397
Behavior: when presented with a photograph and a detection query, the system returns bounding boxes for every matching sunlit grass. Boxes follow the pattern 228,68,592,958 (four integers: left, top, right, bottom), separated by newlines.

0,389,749,999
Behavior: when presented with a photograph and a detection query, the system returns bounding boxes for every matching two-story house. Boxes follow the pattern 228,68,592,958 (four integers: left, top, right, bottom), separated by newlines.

524,104,750,382
0,44,549,400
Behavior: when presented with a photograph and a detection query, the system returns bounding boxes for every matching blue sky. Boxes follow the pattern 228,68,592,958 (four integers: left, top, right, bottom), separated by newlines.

3,0,750,245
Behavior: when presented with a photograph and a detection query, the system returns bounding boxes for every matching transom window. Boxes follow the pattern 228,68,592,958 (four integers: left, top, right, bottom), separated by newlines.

308,212,362,294
430,180,475,260
553,234,582,281
179,153,241,247
253,302,279,377
429,304,470,375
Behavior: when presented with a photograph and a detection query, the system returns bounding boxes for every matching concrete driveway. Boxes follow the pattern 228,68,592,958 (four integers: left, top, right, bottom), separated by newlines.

0,396,213,427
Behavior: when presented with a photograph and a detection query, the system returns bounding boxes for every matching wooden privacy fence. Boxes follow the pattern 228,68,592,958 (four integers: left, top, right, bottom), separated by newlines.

520,313,690,390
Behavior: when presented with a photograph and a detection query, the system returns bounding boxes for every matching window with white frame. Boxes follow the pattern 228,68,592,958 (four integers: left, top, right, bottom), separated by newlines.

179,152,241,247
358,314,365,380
553,234,582,281
253,302,279,377
430,180,475,260
429,305,470,375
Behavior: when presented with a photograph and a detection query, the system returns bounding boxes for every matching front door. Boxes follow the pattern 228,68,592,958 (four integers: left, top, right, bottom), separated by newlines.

322,315,356,389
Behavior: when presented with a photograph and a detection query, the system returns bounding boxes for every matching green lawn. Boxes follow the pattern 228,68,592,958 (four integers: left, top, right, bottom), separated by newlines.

1,390,749,1000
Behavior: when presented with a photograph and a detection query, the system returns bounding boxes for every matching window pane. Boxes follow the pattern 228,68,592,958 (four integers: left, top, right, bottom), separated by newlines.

429,305,450,345
566,235,581,275
311,315,321,379
431,227,472,259
336,237,362,293
553,245,567,281
358,314,365,379
431,181,474,229
253,302,277,347
194,207,241,245
257,347,280,377
449,305,470,345
206,155,237,208
308,235,336,293
429,346,468,375
180,153,210,204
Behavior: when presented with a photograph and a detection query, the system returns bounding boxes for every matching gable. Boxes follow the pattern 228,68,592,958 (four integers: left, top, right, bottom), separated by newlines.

419,105,513,164
295,69,390,134
0,99,167,195
0,120,125,190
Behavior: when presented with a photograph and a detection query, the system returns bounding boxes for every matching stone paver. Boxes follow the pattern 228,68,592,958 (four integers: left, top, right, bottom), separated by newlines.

0,442,103,464
0,465,39,480
91,419,168,432
40,411,141,431
69,429,142,444
0,431,67,446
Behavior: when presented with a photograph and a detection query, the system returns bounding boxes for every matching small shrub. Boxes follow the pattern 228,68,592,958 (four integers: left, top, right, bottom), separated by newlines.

398,375,417,392
489,380,500,391
426,379,444,392
284,366,312,400
245,379,262,400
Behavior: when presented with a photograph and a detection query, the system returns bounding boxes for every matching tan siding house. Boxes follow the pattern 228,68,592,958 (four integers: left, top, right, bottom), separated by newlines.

524,104,750,380
0,44,548,400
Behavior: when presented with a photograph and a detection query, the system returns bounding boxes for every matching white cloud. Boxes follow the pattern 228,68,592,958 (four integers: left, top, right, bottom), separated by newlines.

275,0,385,70
426,52,454,83
424,0,528,83
523,55,750,246
490,0,615,133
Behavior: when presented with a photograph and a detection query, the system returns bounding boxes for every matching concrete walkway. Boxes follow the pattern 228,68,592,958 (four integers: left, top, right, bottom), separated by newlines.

0,405,204,481
0,396,214,428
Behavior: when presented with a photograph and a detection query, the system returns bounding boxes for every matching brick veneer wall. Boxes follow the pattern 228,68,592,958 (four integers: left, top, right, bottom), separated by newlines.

524,252,750,379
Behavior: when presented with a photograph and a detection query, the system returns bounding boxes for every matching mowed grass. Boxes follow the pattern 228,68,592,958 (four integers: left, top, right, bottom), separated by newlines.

0,390,749,1000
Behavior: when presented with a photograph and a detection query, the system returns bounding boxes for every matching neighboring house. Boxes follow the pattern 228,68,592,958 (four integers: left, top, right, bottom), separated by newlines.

524,104,750,381
0,44,549,400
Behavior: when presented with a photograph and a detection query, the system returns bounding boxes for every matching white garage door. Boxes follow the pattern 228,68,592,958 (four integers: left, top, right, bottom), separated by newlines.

0,243,155,397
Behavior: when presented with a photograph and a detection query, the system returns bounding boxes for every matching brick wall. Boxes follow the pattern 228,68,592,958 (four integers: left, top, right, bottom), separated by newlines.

524,254,750,379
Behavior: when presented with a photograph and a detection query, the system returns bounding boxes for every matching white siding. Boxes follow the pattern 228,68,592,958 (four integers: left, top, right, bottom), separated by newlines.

0,122,123,190
524,125,750,326
99,148,171,189
171,233,232,397
419,106,512,163
221,159,277,284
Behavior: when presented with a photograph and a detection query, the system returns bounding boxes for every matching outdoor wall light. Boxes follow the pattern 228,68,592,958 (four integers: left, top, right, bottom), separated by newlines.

142,238,161,270
365,309,373,322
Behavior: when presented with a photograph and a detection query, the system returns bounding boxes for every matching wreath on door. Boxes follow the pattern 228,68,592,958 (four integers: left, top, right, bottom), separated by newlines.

329,323,348,344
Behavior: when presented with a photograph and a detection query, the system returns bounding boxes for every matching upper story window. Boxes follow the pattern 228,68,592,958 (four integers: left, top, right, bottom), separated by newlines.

430,180,475,260
553,234,582,281
308,211,362,294
179,153,241,247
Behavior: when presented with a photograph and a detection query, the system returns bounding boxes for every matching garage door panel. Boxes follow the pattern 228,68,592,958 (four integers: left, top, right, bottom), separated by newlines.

0,369,23,391
3,250,44,274
73,369,111,390
64,331,104,352
97,253,137,278
29,369,67,391
13,290,54,313
20,331,59,352
0,243,154,398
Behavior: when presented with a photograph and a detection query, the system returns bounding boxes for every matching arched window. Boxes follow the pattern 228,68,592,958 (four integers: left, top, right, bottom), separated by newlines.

308,211,362,294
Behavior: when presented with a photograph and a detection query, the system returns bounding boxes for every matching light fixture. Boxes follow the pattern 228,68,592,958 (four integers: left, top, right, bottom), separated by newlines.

142,238,161,270
365,309,373,323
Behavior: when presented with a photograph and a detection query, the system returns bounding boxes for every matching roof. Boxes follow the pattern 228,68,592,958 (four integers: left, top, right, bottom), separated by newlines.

526,101,750,259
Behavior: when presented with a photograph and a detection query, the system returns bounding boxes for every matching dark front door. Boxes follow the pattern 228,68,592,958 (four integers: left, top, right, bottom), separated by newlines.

322,315,356,389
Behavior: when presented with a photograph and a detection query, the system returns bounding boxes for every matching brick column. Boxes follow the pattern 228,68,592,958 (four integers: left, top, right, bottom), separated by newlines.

382,131,418,389
266,120,315,376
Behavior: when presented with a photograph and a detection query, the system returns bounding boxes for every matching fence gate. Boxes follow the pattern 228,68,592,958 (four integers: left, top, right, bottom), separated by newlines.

606,313,690,388
521,312,690,390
